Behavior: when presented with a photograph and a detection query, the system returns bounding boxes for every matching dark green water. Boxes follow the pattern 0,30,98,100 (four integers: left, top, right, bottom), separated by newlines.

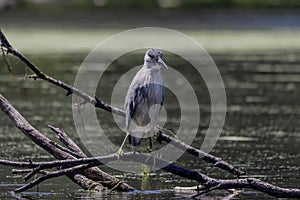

0,50,299,199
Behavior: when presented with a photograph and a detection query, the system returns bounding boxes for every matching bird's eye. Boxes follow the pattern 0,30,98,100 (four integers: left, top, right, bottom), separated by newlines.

148,54,154,59
148,54,159,61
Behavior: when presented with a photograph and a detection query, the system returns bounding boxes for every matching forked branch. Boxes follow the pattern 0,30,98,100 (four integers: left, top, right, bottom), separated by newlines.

0,93,134,192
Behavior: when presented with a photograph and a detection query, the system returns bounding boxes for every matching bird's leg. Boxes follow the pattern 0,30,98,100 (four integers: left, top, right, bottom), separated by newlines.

151,127,160,152
147,129,155,152
149,127,164,170
131,145,137,153
148,137,153,152
146,131,159,171
116,132,130,158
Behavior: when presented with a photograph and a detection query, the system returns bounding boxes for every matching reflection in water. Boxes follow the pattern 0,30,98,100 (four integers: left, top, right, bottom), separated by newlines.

0,51,299,199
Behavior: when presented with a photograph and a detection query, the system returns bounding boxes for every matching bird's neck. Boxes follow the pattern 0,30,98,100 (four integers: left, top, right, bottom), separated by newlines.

144,62,161,71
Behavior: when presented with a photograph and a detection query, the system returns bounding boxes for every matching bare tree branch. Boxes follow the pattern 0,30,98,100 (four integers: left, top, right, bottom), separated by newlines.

49,140,83,158
0,93,134,192
12,169,47,176
48,125,86,158
47,124,132,191
157,131,244,176
0,152,299,198
0,29,243,176
0,30,124,116
15,164,92,193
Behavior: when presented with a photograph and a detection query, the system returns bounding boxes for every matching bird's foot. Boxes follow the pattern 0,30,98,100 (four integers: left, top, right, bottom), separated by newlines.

147,146,153,153
116,148,124,159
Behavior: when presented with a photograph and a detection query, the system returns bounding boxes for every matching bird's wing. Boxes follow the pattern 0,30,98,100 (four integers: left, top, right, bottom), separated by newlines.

125,82,164,129
124,69,165,130
153,81,165,106
125,82,148,130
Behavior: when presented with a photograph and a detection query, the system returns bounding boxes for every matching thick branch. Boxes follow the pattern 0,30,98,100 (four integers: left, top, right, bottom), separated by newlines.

0,29,242,176
157,131,244,176
47,125,131,191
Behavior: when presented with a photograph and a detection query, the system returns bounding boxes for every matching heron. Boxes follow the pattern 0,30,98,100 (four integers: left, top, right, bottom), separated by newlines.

117,49,168,156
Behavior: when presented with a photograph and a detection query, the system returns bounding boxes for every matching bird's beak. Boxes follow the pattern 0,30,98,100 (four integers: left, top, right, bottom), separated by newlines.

158,57,168,69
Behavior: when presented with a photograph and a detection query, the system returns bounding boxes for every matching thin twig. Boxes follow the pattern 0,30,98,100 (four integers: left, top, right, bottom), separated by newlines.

15,164,92,193
191,183,221,198
1,45,12,72
23,166,41,182
49,140,83,158
12,169,47,175
48,125,86,158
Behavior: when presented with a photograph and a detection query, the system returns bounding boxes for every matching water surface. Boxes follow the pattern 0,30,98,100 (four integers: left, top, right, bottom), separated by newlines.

0,33,299,199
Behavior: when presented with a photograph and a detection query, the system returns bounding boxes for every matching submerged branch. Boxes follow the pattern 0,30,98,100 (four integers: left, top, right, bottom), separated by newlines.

0,152,299,198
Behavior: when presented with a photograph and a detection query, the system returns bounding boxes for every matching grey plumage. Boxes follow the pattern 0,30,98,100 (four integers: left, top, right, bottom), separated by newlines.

124,49,167,146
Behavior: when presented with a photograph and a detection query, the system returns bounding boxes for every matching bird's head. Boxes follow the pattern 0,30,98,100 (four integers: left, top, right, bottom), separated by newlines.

144,49,168,70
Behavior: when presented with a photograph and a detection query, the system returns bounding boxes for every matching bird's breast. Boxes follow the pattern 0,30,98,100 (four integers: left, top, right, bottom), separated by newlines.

146,69,163,84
